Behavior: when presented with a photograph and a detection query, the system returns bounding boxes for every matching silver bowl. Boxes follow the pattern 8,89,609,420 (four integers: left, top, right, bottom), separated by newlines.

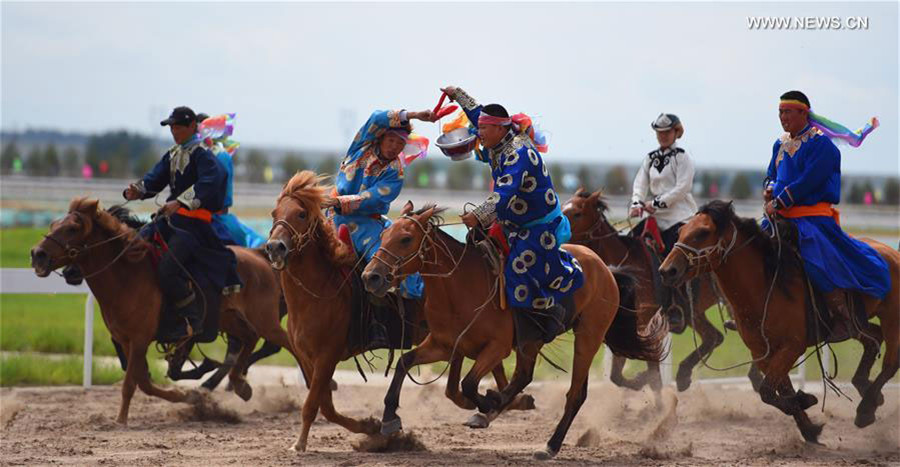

435,128,478,161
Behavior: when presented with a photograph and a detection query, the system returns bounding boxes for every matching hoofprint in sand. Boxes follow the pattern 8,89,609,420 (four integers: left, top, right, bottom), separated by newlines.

2,364,898,466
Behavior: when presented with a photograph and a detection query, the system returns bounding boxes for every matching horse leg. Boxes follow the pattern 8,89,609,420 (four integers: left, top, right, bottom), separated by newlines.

227,336,257,402
757,351,823,444
855,334,899,428
609,354,646,390
851,323,883,402
444,354,476,410
292,355,345,452
460,344,508,415
382,336,449,435
115,340,138,425
126,341,199,422
201,335,242,391
254,322,320,390
675,307,724,392
245,339,282,372
535,329,602,460
471,341,542,429
747,363,764,393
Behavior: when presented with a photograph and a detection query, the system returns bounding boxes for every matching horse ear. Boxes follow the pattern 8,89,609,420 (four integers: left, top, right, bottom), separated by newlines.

82,199,100,214
401,200,414,216
574,187,585,196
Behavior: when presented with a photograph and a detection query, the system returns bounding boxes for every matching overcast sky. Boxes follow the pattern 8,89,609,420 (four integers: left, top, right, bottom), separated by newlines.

2,2,897,175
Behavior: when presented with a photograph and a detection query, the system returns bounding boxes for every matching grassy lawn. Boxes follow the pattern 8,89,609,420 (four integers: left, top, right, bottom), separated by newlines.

0,352,168,387
1,227,46,268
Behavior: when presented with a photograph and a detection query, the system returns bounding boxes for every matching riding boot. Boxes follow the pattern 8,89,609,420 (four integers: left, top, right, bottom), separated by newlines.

723,319,738,331
159,292,203,342
365,321,390,351
62,264,84,286
824,289,853,342
540,303,567,344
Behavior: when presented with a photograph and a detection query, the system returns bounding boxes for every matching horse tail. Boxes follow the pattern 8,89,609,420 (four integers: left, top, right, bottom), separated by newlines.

604,267,669,362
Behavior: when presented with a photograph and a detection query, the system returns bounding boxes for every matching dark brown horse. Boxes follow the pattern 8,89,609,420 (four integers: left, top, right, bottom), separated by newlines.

562,188,763,391
660,200,899,442
362,201,668,460
30,198,305,424
265,171,522,452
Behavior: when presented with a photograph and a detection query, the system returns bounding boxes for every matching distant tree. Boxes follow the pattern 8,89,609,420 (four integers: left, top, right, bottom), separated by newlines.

1,141,21,174
134,150,159,178
883,177,900,206
700,171,723,198
40,144,61,176
550,164,564,191
603,165,630,196
729,173,752,200
316,154,341,175
24,146,43,176
62,147,81,177
84,130,153,178
408,158,435,188
446,160,474,190
244,149,268,183
281,153,307,182
576,165,594,190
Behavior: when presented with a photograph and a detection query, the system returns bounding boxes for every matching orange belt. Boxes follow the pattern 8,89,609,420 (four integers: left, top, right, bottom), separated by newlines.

176,207,213,223
778,202,840,226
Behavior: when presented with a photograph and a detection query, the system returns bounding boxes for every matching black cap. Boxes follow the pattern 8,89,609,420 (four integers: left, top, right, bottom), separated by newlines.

196,113,210,123
160,106,197,126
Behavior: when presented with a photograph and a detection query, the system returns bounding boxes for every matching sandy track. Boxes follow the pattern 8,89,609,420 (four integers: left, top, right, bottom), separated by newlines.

2,375,898,466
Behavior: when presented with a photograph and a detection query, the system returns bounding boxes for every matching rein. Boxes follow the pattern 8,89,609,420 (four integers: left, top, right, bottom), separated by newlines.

44,213,142,280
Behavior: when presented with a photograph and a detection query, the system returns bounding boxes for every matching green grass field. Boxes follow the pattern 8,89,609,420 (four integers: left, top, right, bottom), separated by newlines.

3,226,897,387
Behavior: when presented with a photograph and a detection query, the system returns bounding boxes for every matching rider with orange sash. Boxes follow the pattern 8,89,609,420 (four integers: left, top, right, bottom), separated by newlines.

764,90,888,340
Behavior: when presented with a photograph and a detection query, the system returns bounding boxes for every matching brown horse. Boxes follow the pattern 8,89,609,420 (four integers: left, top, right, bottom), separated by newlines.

30,197,304,424
562,188,763,392
265,171,521,452
362,201,668,460
660,200,899,442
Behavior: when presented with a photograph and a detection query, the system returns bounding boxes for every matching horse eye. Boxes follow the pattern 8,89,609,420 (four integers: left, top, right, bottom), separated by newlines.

298,211,307,219
573,213,582,219
695,230,709,241
400,236,412,245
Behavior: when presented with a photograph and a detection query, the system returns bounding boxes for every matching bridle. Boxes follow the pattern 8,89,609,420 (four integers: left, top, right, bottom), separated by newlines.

671,221,743,275
268,215,319,268
371,214,435,285
41,212,136,279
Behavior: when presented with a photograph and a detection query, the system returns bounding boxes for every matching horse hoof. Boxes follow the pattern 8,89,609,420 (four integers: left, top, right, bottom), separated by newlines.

675,376,691,392
533,446,558,461
463,413,490,429
233,381,253,402
855,410,876,428
797,392,818,410
800,422,825,444
330,379,338,391
519,394,536,410
877,393,885,407
381,417,402,436
289,442,306,452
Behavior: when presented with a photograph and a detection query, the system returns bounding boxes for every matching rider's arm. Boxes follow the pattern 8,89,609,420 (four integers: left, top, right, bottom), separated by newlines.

345,110,409,158
136,152,172,199
355,166,404,215
472,146,530,228
653,151,695,209
773,139,839,209
630,156,650,209
176,147,222,211
764,140,780,191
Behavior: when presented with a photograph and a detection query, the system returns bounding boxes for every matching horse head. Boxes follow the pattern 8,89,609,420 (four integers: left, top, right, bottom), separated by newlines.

659,200,738,287
266,170,338,270
31,198,103,277
562,188,615,244
362,200,445,297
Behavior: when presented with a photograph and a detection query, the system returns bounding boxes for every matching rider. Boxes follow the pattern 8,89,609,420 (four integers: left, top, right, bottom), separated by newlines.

764,90,888,341
447,85,583,343
124,106,241,342
196,113,266,248
332,108,436,298
629,113,698,326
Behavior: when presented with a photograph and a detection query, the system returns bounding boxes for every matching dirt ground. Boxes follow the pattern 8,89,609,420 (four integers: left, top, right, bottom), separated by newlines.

2,372,898,466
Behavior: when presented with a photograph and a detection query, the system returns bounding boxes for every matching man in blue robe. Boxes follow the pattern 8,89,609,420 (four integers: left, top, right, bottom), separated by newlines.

124,106,241,342
764,90,889,340
446,85,583,343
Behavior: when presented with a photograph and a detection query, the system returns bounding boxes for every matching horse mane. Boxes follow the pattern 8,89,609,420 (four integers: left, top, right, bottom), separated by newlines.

697,200,803,294
279,171,355,268
575,188,610,213
411,203,449,228
68,197,149,262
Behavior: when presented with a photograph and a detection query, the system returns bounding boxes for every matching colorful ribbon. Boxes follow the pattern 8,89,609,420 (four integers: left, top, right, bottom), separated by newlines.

810,113,879,148
400,133,429,166
198,113,240,155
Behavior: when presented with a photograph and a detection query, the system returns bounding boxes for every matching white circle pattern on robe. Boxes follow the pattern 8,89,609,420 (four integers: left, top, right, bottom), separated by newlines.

540,231,556,250
545,188,557,206
487,192,500,204
514,285,529,302
520,171,537,193
508,196,528,215
527,149,539,166
550,276,564,289
504,152,519,166
378,185,391,196
497,174,514,186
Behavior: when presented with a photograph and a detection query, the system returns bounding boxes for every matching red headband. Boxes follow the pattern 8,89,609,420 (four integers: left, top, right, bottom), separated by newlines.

478,114,512,126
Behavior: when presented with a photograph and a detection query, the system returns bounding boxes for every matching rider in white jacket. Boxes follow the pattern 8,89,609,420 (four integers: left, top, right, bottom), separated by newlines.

630,113,698,252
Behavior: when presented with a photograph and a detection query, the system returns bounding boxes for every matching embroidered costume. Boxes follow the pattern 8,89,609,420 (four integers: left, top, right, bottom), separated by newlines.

452,88,583,310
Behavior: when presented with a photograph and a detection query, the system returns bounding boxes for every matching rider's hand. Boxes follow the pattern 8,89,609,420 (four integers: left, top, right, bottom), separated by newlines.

628,206,643,218
337,195,362,215
440,86,458,100
157,200,182,217
764,200,779,217
763,187,773,202
461,212,479,228
409,109,438,123
643,205,656,215
123,184,142,201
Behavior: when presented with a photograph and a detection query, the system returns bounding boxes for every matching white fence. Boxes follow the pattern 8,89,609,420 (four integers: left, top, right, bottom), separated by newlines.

1,268,96,388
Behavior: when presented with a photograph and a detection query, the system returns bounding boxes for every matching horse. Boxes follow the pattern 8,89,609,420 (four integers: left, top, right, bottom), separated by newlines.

30,197,306,424
659,200,899,443
264,171,529,452
362,201,668,460
562,188,764,392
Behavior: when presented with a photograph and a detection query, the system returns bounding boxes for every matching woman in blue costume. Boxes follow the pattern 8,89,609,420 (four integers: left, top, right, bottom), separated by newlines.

445,85,583,343
764,90,888,340
197,113,266,248
332,107,436,298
